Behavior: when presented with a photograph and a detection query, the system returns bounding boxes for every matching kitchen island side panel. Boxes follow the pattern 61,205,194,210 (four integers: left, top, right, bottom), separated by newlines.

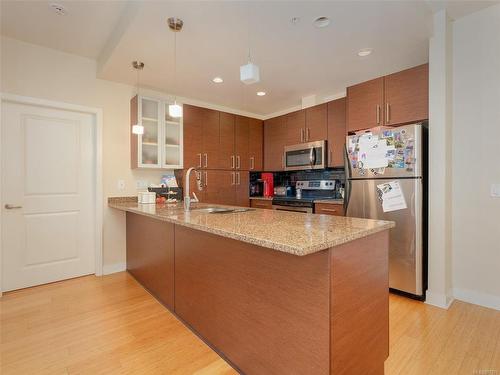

330,230,390,375
126,212,175,309
174,225,331,375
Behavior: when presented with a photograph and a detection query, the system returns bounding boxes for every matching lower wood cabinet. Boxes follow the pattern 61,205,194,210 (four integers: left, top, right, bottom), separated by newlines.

250,199,273,209
315,203,345,216
126,212,175,309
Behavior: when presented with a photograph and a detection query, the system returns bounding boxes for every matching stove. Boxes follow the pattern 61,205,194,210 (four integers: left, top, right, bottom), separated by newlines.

272,180,336,213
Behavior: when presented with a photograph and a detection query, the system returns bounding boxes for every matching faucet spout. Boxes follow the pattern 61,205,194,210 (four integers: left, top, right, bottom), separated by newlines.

184,167,202,211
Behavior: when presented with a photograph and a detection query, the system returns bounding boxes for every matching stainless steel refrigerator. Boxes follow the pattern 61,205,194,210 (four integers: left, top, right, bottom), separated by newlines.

344,122,427,299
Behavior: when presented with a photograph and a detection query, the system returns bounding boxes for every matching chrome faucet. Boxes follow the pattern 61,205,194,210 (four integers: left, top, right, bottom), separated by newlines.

184,167,203,211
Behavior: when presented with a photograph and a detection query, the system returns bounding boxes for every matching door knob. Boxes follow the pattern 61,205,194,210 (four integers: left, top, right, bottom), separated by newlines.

5,204,22,209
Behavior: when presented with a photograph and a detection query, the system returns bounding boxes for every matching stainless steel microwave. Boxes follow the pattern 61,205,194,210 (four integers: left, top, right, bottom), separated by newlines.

284,140,327,171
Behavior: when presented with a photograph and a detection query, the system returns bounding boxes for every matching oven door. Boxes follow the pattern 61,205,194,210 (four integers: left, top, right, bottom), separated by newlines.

284,141,326,171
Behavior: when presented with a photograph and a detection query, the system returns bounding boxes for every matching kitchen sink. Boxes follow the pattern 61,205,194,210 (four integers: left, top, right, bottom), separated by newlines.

189,206,254,214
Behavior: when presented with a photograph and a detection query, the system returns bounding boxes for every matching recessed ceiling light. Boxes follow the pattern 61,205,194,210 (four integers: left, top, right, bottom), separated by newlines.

314,17,330,28
357,48,373,57
212,77,223,83
50,3,67,16
257,91,266,97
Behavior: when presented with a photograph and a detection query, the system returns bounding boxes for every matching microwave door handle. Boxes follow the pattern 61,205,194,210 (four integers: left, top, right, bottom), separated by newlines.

309,147,314,166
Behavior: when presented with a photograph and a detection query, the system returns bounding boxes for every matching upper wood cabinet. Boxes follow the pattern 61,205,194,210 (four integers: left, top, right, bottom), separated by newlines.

284,105,328,145
346,77,384,132
248,118,263,171
305,104,328,142
384,64,429,126
327,98,347,168
285,110,306,145
183,104,220,169
347,64,429,132
264,115,287,171
131,95,183,169
219,112,235,170
235,116,250,171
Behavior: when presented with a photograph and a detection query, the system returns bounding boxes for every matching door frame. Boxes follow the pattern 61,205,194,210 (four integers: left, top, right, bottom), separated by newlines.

0,93,104,295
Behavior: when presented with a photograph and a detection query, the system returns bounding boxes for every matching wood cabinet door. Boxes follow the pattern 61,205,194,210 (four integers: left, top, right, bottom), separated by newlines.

346,77,384,132
264,115,287,171
235,171,249,207
202,108,220,169
250,199,272,209
219,112,235,170
285,110,306,145
248,118,263,171
314,203,345,216
327,98,347,167
183,104,204,168
305,104,328,142
235,116,250,171
384,63,428,125
203,170,235,205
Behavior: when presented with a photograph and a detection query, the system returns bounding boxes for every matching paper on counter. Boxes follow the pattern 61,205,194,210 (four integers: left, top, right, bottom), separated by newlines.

376,181,407,212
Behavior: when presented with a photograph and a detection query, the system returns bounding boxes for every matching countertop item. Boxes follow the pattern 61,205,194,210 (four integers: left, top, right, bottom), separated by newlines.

109,197,394,256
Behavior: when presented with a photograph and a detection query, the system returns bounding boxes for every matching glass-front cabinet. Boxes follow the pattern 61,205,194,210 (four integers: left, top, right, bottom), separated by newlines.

130,95,183,169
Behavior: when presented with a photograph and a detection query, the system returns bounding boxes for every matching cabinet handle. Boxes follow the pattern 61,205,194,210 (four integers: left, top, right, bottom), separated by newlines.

300,128,304,142
197,153,202,168
236,155,241,169
250,156,255,170
204,153,208,168
231,155,235,169
386,103,390,124
237,172,241,185
204,171,208,187
376,105,381,125
307,128,310,142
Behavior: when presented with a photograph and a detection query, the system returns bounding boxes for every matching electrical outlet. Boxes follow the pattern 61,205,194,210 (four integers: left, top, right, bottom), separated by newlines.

117,180,125,191
491,183,500,198
136,180,148,189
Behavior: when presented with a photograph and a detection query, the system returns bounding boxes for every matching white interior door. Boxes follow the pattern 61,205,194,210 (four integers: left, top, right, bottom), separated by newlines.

1,101,96,291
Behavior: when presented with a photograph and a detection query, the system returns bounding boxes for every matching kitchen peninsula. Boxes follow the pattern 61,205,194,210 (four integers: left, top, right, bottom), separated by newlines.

109,198,394,375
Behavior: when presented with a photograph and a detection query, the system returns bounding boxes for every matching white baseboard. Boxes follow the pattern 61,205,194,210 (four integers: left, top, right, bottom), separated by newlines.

102,262,126,275
425,290,454,309
453,288,500,311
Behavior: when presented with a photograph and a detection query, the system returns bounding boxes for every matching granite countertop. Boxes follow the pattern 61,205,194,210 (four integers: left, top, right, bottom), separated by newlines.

108,197,394,256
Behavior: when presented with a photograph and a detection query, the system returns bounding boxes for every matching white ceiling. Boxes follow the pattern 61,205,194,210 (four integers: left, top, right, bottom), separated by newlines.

1,1,498,116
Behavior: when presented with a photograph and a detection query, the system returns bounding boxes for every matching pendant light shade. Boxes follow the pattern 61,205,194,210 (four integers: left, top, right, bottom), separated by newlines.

132,124,144,134
168,102,183,118
168,17,183,118
131,61,145,135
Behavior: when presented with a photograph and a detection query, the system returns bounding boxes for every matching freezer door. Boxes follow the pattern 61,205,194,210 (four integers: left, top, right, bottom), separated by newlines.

346,123,423,179
346,178,423,296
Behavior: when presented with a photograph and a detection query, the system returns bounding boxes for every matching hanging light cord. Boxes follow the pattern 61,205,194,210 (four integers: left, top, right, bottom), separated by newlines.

173,24,177,104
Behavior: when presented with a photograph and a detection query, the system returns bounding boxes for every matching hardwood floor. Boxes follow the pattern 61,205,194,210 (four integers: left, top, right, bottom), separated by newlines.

1,272,499,375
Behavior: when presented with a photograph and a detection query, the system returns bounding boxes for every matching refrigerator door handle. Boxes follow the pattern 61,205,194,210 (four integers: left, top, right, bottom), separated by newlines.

343,143,352,214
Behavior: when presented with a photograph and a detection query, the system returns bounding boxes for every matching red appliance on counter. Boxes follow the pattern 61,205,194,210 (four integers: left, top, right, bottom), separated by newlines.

262,173,274,198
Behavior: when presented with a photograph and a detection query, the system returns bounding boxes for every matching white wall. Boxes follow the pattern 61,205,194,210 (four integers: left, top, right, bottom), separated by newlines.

426,10,454,309
451,4,500,310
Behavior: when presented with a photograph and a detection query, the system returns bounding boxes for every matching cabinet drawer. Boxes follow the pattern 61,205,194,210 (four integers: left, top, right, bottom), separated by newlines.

314,203,345,216
250,199,273,209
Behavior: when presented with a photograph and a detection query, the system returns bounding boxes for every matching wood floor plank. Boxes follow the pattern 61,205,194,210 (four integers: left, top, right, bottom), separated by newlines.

1,273,499,375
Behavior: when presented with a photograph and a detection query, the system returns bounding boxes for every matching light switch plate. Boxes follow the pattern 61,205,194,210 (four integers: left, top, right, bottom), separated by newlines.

117,180,125,191
491,183,500,197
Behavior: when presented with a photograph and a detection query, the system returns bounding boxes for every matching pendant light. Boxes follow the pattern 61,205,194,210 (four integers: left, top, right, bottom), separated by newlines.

131,60,145,135
168,17,183,118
